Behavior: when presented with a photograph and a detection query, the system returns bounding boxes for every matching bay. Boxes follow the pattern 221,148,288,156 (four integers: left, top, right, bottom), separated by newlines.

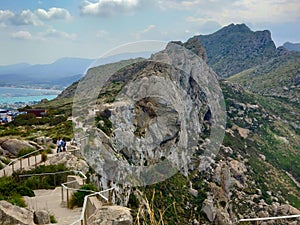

0,87,61,104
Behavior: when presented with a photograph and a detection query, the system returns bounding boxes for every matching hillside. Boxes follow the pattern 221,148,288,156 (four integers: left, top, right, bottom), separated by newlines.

192,23,279,78
229,51,300,103
20,40,300,224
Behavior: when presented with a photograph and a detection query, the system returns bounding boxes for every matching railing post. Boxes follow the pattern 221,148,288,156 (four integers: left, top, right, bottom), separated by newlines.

20,158,22,170
61,185,64,202
12,163,14,173
67,188,69,208
3,169,5,176
35,155,37,167
28,157,30,166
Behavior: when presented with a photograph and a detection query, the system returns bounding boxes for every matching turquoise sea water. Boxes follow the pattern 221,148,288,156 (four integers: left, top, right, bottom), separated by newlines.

0,87,61,104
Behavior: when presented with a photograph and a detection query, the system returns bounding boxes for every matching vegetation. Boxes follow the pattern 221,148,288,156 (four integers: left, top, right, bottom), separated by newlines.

129,173,209,225
69,183,98,209
0,176,34,207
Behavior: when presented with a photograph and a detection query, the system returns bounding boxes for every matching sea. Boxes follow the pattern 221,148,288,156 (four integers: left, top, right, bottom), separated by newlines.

0,87,61,108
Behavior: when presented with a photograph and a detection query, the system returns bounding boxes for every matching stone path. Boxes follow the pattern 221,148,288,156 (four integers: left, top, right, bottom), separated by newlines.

24,187,82,225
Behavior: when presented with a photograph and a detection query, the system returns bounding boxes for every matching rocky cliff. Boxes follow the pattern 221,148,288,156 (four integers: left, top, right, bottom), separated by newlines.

192,23,279,78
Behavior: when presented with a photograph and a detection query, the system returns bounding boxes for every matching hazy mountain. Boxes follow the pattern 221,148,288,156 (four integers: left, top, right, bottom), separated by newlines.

0,63,30,74
191,23,279,78
283,42,300,52
0,52,156,89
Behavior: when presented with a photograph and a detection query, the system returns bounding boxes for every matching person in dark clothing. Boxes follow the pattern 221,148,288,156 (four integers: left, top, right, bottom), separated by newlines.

61,138,67,152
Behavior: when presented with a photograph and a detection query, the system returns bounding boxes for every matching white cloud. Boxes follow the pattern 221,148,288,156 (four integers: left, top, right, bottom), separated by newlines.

0,10,14,21
36,7,71,20
169,0,300,25
11,30,32,40
40,28,77,40
0,8,71,27
10,10,41,26
80,0,141,16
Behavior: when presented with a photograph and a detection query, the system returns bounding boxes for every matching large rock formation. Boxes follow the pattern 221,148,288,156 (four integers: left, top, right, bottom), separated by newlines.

77,42,225,189
0,200,34,225
87,206,132,225
0,138,36,156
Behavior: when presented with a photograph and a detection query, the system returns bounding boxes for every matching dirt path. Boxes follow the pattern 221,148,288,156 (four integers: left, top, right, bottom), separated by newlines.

24,187,82,225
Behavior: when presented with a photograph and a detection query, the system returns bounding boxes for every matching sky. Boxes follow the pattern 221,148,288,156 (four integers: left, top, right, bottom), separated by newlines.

0,0,300,65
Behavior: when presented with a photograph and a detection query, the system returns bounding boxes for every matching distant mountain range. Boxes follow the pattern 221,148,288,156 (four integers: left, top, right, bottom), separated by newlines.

0,57,94,89
0,51,156,90
283,42,300,52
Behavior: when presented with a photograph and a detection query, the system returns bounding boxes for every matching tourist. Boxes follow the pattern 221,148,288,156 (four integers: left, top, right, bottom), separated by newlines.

61,138,67,152
56,138,62,153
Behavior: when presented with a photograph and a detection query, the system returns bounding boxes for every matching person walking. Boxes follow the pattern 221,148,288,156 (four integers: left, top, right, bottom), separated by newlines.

56,138,62,153
61,138,67,152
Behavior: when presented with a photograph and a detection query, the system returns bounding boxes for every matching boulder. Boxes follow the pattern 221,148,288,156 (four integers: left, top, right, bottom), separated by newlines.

33,210,50,224
87,205,132,225
34,137,52,145
277,204,300,215
201,199,216,222
0,139,36,156
0,200,34,225
46,152,89,174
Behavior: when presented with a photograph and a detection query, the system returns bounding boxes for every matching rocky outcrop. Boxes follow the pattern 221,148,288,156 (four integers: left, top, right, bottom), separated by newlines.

193,23,278,78
34,136,52,145
0,138,36,156
0,200,34,225
33,210,50,224
46,151,89,174
87,205,132,225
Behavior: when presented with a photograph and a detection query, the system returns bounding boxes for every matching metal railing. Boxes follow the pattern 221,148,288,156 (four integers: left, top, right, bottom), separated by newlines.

239,214,300,224
2,148,44,176
70,188,115,225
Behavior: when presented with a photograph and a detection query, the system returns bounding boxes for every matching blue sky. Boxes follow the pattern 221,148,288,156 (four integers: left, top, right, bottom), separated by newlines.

0,0,300,65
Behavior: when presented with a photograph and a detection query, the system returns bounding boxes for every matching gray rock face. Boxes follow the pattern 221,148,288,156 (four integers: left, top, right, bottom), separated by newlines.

87,206,132,225
0,138,36,156
46,152,89,174
0,200,34,225
201,198,216,222
33,210,50,224
80,42,225,189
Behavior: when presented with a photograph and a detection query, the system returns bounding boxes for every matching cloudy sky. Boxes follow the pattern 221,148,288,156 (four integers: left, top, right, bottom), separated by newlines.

0,0,299,65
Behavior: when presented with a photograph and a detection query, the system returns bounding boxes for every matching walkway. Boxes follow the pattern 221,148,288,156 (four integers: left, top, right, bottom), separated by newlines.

24,187,82,225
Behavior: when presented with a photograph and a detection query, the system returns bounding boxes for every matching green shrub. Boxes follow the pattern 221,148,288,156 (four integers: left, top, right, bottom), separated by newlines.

69,183,98,208
41,151,47,162
0,176,34,207
17,147,37,158
50,214,57,223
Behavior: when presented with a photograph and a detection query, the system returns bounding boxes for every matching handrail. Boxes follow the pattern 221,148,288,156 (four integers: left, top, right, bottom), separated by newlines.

239,214,300,223
7,148,43,167
70,188,115,225
1,148,45,176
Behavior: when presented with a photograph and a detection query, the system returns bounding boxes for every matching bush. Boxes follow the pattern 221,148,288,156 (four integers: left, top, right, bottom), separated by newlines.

50,214,57,223
41,151,47,162
69,183,98,209
17,147,37,158
0,176,34,207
